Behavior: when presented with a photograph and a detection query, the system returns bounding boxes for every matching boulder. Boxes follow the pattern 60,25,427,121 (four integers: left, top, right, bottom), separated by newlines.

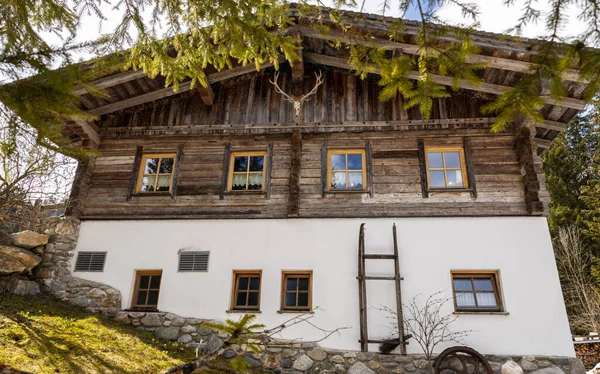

293,354,314,371
11,280,40,295
569,358,585,374
10,230,48,249
530,368,565,374
55,220,76,236
0,245,41,275
178,334,193,344
261,353,281,369
207,334,224,352
307,348,328,361
141,313,163,327
155,326,180,340
330,355,345,364
348,362,376,374
502,361,524,374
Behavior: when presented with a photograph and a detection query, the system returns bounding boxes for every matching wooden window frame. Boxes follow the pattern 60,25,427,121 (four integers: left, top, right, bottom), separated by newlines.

227,151,267,192
450,270,503,313
136,153,177,193
229,270,262,312
131,270,163,310
424,147,469,190
326,149,367,191
280,270,313,312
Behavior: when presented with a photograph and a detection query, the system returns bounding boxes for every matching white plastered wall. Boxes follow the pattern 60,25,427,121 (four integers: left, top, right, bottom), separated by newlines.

72,217,574,356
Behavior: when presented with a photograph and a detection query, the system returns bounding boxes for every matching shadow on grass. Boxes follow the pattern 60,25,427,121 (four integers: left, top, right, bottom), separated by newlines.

0,294,196,374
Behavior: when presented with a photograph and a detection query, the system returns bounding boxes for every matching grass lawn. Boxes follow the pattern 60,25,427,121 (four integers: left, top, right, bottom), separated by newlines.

0,294,197,373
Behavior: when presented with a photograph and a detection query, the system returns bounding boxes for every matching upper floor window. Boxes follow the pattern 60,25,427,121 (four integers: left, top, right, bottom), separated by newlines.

228,151,266,191
425,147,468,189
327,149,366,190
137,153,176,193
451,271,503,312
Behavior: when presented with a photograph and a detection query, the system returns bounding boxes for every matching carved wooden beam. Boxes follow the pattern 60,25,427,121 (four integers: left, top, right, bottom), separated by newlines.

295,25,585,83
303,52,586,110
197,84,214,105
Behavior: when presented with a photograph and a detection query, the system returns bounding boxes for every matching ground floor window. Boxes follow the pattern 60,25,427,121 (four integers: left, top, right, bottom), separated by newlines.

132,270,162,310
451,270,503,312
281,271,312,312
230,270,262,311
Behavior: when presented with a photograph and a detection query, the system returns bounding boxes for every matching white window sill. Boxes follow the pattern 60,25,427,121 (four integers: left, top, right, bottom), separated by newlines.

453,311,509,316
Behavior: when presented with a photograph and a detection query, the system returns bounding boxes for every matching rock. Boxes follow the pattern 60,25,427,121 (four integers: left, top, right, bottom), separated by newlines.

415,359,430,370
207,334,224,352
307,348,328,361
11,231,48,249
262,353,281,369
0,229,12,246
178,334,193,344
11,280,40,295
181,325,196,334
531,368,565,374
283,349,297,358
222,349,237,359
309,361,335,374
520,358,538,371
569,358,585,374
491,362,502,372
0,245,42,274
302,342,318,349
244,355,262,368
155,326,180,340
331,355,345,364
394,356,413,364
335,364,347,374
87,288,107,299
392,369,405,374
141,313,163,327
348,362,376,374
172,317,187,327
114,313,131,324
70,296,88,308
55,220,76,236
197,325,213,336
402,363,415,371
537,362,552,369
368,361,381,370
128,312,146,319
551,358,569,366
281,358,293,368
294,355,315,371
344,352,358,358
502,361,524,374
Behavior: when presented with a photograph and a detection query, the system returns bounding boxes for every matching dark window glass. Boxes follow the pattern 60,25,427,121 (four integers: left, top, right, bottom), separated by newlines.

453,278,472,291
249,156,264,172
239,277,249,290
347,154,362,170
159,158,174,173
248,292,259,306
147,291,159,305
286,292,296,306
139,275,149,289
236,292,247,306
249,277,260,290
234,156,248,172
286,278,297,291
298,293,309,307
150,275,161,289
136,291,147,306
299,278,309,291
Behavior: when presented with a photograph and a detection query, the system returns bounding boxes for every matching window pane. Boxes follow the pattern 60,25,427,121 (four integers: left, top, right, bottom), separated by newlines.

248,292,259,306
236,292,247,306
427,152,443,168
444,152,461,168
453,278,472,291
348,172,363,189
331,172,346,189
429,170,446,187
159,158,174,173
139,275,150,289
286,278,297,291
156,176,171,191
331,154,346,170
249,277,260,290
455,292,476,307
249,156,264,172
298,292,309,307
150,275,161,289
144,158,159,174
147,290,159,306
136,290,147,306
348,154,363,170
234,156,248,172
141,176,155,192
232,174,247,190
473,278,494,291
238,277,249,290
298,278,309,291
446,170,464,187
248,173,263,190
476,293,498,307
285,292,297,306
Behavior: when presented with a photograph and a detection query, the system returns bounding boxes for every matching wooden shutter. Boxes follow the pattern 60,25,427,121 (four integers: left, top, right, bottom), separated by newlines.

265,143,273,199
178,251,210,272
74,251,107,272
220,143,231,200
170,144,184,199
365,140,374,197
463,138,477,198
127,146,143,201
417,139,429,198
320,141,327,198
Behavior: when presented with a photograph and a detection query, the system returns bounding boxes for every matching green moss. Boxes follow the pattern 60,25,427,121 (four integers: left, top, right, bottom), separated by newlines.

0,294,196,373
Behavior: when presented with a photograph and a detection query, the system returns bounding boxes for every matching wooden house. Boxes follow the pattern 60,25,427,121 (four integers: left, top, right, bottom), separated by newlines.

59,7,589,357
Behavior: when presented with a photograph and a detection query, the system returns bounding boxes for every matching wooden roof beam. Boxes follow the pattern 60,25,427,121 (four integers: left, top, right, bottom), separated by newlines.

536,119,567,132
197,84,214,105
74,70,148,96
535,137,553,149
303,52,585,110
88,59,283,116
295,25,585,83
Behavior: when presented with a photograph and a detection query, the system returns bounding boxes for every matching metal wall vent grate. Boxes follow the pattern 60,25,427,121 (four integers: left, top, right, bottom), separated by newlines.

74,251,107,272
178,251,210,272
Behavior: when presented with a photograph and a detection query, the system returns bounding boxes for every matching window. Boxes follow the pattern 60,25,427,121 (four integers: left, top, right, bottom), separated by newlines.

281,271,312,311
425,147,468,189
327,149,366,190
178,251,210,272
228,152,266,191
230,271,262,311
74,251,107,272
132,270,162,310
136,153,177,193
451,271,503,312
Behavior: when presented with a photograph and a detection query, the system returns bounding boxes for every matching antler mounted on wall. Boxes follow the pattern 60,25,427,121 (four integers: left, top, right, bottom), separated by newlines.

270,71,324,123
